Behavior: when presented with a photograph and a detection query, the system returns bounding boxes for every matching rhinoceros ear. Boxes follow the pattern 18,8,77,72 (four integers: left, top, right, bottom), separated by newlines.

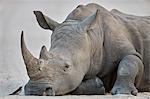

34,11,59,31
39,45,50,60
80,9,100,30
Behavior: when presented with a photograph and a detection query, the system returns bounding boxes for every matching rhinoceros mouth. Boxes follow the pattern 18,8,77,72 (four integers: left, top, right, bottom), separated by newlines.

9,86,22,95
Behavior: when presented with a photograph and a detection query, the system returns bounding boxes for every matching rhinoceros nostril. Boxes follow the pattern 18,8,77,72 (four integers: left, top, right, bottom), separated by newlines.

42,87,55,96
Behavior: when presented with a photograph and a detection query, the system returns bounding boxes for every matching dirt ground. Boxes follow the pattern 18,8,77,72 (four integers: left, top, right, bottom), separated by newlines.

0,93,150,99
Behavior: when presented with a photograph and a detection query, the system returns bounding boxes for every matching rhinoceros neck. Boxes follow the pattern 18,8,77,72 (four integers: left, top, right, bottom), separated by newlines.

85,25,104,79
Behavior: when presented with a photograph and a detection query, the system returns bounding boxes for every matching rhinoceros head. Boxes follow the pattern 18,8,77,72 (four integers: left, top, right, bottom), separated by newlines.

22,10,100,96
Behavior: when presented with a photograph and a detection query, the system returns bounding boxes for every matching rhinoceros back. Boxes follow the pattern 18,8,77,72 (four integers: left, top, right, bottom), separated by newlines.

110,10,150,91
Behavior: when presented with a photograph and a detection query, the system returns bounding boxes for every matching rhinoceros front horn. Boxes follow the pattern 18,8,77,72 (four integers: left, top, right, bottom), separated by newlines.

21,31,38,77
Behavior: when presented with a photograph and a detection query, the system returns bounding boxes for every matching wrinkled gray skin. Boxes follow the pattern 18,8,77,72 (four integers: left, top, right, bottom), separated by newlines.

21,3,150,96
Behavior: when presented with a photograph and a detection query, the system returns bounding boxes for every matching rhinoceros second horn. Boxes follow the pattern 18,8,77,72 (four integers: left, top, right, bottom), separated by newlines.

39,45,50,60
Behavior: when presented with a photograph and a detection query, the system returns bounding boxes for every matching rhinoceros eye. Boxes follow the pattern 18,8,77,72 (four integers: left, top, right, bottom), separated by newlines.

63,63,71,72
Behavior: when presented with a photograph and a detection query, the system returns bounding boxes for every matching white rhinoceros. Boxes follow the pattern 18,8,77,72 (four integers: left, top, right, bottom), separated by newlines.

21,3,150,96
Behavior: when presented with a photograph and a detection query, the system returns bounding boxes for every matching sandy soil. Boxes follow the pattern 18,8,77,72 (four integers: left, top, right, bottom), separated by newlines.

0,93,150,99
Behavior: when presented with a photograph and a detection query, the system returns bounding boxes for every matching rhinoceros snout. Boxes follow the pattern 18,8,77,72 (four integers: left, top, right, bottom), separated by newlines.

24,82,55,96
25,86,55,96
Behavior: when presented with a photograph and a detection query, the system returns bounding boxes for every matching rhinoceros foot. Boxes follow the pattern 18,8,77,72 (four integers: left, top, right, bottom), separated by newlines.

71,77,105,95
111,82,138,96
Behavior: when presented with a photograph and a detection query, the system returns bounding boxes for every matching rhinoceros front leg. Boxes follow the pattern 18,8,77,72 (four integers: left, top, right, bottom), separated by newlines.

111,55,143,96
71,77,105,95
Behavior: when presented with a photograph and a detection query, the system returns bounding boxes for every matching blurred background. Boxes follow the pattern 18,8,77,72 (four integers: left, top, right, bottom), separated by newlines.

0,0,150,96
